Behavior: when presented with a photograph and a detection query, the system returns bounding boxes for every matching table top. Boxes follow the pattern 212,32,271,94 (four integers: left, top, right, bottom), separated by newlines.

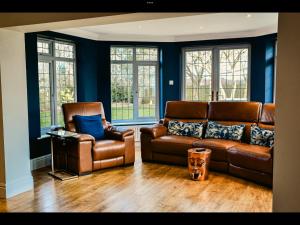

188,148,212,154
46,130,78,138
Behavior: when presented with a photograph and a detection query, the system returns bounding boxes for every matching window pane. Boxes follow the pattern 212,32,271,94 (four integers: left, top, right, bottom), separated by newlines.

38,62,51,129
138,65,156,118
110,47,133,61
136,47,158,61
37,40,50,54
184,50,212,101
111,46,158,122
56,61,76,125
219,48,248,101
111,63,134,120
55,42,74,59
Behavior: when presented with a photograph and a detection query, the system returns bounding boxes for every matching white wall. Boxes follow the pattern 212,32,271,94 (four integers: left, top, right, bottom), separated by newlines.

0,29,33,198
273,13,300,212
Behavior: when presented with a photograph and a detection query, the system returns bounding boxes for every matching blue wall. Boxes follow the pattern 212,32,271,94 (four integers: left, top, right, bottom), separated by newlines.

25,32,277,159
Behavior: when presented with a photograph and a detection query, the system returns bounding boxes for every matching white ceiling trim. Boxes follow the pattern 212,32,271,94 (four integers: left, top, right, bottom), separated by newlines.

173,25,277,42
55,25,277,43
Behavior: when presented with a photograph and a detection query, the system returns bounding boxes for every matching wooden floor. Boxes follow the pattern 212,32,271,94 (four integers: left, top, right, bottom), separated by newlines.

0,143,272,212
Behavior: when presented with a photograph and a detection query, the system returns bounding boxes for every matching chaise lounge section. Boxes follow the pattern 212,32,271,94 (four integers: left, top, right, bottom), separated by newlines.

140,101,275,187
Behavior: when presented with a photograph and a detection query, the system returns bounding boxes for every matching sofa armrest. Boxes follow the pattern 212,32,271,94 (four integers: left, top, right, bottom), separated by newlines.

75,133,95,145
105,126,134,141
140,124,167,139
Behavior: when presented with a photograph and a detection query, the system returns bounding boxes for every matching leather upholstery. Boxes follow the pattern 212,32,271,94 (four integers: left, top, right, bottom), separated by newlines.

193,139,239,161
163,101,208,127
229,164,272,187
140,101,274,187
208,101,262,122
140,124,167,139
165,101,208,119
62,102,135,174
259,103,275,125
228,143,272,174
62,102,107,132
152,135,200,156
93,140,125,161
105,126,134,141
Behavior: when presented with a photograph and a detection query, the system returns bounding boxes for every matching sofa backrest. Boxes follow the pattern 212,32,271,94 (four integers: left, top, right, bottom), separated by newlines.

208,101,262,143
163,101,208,126
62,102,107,132
258,103,275,130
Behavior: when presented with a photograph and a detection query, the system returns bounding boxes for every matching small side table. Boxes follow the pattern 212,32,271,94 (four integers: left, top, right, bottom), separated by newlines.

47,130,79,181
188,148,211,181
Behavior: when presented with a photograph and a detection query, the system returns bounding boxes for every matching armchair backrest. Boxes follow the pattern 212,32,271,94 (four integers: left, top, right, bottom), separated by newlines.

62,102,107,132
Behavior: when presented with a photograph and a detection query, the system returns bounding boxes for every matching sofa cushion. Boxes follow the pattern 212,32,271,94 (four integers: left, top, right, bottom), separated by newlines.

193,139,239,161
228,143,272,174
167,120,204,138
93,140,125,161
250,124,274,147
152,135,199,156
205,121,245,141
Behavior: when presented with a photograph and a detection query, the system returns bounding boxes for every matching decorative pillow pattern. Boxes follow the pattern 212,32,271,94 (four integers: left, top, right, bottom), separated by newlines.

205,121,245,141
250,124,274,147
167,120,204,138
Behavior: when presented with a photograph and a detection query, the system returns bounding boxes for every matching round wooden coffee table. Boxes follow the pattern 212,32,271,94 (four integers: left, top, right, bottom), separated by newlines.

188,148,212,181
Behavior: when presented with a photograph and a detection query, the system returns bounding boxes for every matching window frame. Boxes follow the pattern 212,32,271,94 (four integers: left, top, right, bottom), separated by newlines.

110,45,160,124
181,44,251,102
37,37,77,135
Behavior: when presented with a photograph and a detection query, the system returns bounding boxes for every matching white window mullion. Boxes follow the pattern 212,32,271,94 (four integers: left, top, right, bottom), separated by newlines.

37,38,76,134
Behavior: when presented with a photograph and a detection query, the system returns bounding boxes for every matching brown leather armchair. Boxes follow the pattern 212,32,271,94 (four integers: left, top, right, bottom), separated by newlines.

59,102,135,175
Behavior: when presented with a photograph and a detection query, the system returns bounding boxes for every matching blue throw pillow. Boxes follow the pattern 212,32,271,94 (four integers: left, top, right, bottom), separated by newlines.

250,124,274,147
73,114,105,140
167,120,204,138
205,121,245,141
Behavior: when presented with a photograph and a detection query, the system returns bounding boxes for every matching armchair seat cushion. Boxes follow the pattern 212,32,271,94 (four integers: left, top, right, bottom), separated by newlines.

228,143,272,174
152,135,199,156
193,139,239,161
93,140,125,161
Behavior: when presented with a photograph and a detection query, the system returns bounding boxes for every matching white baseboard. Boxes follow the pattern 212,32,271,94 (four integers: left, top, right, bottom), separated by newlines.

0,175,33,198
30,154,51,171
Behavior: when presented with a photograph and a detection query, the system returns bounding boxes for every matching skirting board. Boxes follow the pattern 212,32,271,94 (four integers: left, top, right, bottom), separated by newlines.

0,175,33,198
30,154,51,171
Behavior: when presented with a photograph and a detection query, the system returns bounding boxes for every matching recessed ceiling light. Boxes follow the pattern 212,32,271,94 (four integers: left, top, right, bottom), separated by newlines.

246,13,252,18
199,26,204,30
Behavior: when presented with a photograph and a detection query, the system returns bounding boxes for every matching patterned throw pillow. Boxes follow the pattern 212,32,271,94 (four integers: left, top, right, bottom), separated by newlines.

250,125,274,147
167,120,204,138
205,121,245,141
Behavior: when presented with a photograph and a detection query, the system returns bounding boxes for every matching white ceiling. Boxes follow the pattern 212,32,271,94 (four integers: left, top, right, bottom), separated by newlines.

54,13,278,42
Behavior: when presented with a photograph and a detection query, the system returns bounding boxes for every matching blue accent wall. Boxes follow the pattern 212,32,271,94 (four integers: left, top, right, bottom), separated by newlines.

25,31,277,159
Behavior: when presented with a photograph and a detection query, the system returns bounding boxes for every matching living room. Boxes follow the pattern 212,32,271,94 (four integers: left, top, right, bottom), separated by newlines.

0,11,299,214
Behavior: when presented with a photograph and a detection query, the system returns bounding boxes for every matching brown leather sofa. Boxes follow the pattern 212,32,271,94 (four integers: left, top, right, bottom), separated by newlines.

54,102,135,175
140,101,275,187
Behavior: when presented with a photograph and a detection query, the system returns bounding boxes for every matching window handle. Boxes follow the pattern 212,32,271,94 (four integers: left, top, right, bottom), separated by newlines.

216,91,219,101
211,91,214,101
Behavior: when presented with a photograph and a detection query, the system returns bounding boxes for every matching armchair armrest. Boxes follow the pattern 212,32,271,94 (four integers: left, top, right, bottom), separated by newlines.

75,133,95,145
105,126,134,141
140,124,167,139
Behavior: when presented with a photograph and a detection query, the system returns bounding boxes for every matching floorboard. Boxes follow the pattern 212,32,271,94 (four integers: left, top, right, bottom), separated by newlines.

0,143,272,212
